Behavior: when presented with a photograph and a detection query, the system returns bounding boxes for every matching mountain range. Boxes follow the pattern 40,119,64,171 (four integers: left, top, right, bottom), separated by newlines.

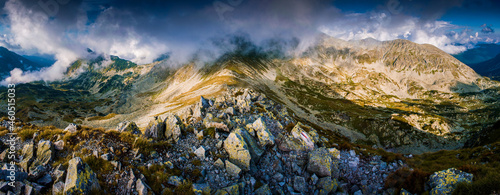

469,53,500,80
0,47,48,79
2,35,499,154
1,35,500,194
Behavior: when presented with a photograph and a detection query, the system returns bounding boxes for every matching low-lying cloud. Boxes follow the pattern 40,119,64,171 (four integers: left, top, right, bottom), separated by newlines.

0,0,498,85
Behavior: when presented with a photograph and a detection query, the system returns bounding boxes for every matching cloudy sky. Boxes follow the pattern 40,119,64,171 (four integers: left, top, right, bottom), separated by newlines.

0,0,499,84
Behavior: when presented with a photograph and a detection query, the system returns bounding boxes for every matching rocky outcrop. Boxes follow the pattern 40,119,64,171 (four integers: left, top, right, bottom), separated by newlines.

224,130,252,171
249,118,275,147
164,114,183,143
117,121,142,135
144,117,165,139
279,123,315,152
307,148,334,177
29,140,53,178
427,168,473,195
20,144,34,172
64,157,100,194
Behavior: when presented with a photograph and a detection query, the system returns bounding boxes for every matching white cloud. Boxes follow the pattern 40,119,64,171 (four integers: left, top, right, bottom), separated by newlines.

318,12,472,54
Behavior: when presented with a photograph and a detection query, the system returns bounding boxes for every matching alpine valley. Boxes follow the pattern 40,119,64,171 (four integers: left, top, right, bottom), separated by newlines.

1,35,500,195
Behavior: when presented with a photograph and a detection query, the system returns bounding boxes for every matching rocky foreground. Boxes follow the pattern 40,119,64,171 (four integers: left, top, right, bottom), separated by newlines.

0,88,474,194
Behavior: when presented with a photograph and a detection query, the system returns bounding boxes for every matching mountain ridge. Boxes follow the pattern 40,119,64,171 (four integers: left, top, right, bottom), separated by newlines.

2,36,500,154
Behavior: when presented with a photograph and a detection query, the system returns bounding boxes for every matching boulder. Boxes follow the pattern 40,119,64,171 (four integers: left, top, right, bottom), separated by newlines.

279,123,315,152
63,157,100,194
200,96,211,109
167,176,183,187
117,121,142,135
192,104,203,120
250,118,275,147
54,140,64,151
307,148,333,177
36,174,52,186
214,159,224,169
328,148,341,160
0,181,13,192
100,153,112,161
52,181,65,195
254,184,272,195
225,107,235,115
293,176,306,192
53,164,66,183
164,115,183,143
223,131,252,171
193,183,211,195
144,117,165,140
136,179,149,195
205,122,230,132
29,140,53,178
0,170,28,181
225,160,242,177
220,183,244,195
427,168,473,195
20,144,34,172
235,128,264,160
194,146,205,159
316,177,338,194
35,140,53,164
64,124,78,133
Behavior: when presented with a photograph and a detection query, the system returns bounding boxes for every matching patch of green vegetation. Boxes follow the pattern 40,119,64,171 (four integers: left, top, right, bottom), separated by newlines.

205,127,216,138
66,60,83,74
402,142,500,194
0,129,8,137
83,155,116,192
453,163,500,195
87,113,117,121
105,56,137,71
385,167,430,194
36,127,64,142
138,164,181,194
16,127,38,141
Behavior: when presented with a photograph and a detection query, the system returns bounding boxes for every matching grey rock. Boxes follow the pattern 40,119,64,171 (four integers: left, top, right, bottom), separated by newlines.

37,174,52,186
63,157,100,194
317,177,338,194
427,168,473,195
164,114,183,143
192,183,211,195
144,117,165,140
101,153,112,161
293,176,306,192
64,124,78,133
52,181,65,195
225,160,242,177
194,146,205,159
167,176,183,187
310,174,319,185
54,140,65,151
307,148,333,177
136,179,149,195
254,184,272,195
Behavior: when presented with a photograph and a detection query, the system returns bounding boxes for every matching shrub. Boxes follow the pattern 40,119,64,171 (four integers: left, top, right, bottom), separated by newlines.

17,128,38,141
385,167,431,194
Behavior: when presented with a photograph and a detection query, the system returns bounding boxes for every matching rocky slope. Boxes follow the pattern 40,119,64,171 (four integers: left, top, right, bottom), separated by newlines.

0,88,487,194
